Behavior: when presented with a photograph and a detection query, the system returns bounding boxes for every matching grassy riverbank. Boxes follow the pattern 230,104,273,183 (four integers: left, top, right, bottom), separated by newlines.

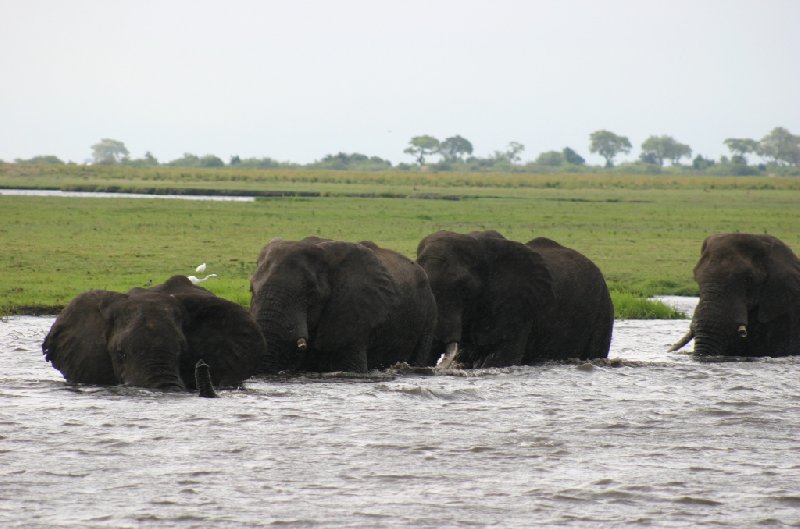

2,164,798,317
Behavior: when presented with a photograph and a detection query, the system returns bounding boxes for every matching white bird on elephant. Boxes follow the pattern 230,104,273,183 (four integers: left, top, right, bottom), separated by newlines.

188,273,217,284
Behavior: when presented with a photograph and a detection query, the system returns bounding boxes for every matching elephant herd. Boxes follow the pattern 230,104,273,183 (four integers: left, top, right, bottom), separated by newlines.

42,231,800,397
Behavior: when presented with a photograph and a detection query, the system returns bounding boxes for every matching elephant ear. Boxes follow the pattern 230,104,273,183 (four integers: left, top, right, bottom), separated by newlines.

758,238,800,323
42,290,126,385
482,238,554,323
159,276,266,388
315,241,398,350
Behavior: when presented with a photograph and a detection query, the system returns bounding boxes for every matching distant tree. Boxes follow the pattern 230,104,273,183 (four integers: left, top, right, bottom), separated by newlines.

439,135,474,162
125,151,159,167
199,154,225,167
638,152,659,165
640,135,692,166
692,154,715,170
91,138,129,164
757,127,800,166
589,130,631,167
562,147,585,165
312,152,392,170
15,155,64,164
167,153,200,166
237,157,285,168
723,138,759,165
166,153,224,167
230,155,241,166
491,142,525,165
506,142,525,164
534,151,564,166
404,135,440,165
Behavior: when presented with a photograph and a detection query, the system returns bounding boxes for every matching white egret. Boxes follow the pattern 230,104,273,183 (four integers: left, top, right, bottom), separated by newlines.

188,274,218,285
195,262,207,274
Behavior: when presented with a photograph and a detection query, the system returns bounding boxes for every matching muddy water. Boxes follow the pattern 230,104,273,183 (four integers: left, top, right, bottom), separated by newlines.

2,302,800,528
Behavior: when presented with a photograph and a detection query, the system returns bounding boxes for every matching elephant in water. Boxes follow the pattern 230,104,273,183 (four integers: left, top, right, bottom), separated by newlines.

417,230,614,368
671,233,800,357
250,237,437,373
43,275,267,396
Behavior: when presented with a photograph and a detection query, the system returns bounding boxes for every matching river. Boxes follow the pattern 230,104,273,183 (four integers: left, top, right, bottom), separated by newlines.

1,299,799,528
0,189,255,202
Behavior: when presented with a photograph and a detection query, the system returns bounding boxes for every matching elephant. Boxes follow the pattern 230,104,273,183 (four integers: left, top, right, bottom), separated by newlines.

43,275,267,395
417,230,614,368
670,233,800,357
249,237,437,373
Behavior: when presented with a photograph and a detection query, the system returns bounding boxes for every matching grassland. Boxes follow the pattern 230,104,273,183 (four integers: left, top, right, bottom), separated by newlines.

2,163,798,318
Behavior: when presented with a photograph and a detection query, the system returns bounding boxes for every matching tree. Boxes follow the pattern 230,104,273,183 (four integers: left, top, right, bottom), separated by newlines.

166,153,224,167
404,135,440,165
439,135,474,162
640,135,692,166
692,154,715,170
562,147,585,165
757,127,800,166
534,151,564,166
723,138,759,165
506,142,525,164
91,138,129,164
311,152,392,170
15,155,64,164
589,130,631,167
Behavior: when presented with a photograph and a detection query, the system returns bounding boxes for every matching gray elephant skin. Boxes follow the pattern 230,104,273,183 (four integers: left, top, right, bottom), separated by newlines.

43,275,267,394
417,230,614,368
250,237,437,372
673,233,800,357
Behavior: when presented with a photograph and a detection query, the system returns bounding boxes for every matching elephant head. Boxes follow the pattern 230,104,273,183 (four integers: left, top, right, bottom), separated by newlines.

416,230,554,368
43,275,266,393
677,234,800,356
250,237,396,372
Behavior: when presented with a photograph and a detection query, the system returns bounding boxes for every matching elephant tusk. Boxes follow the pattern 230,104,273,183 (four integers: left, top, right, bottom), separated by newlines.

668,329,694,352
435,342,459,370
296,338,308,352
738,324,748,338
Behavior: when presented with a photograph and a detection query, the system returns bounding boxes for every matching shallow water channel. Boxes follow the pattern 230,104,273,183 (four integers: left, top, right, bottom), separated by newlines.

1,298,799,528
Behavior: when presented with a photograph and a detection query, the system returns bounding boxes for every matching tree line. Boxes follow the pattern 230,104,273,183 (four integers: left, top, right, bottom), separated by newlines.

8,126,800,175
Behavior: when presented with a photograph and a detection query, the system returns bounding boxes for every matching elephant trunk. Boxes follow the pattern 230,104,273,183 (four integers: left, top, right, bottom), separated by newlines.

195,360,218,398
252,288,311,371
691,287,749,356
121,352,185,391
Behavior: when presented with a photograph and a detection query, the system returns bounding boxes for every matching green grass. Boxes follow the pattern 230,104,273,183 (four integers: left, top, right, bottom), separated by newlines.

612,293,685,319
2,164,799,318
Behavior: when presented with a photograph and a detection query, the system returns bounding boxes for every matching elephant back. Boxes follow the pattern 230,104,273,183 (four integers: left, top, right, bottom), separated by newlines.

360,240,438,367
156,275,267,387
525,237,613,360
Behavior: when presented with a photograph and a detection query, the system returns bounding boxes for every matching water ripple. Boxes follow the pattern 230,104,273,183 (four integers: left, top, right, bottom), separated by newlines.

1,313,799,528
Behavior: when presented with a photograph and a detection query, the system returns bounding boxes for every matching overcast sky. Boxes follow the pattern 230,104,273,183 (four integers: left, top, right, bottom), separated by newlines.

2,0,798,165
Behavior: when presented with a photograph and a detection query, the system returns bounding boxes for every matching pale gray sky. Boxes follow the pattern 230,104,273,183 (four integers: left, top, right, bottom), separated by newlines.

1,0,798,165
